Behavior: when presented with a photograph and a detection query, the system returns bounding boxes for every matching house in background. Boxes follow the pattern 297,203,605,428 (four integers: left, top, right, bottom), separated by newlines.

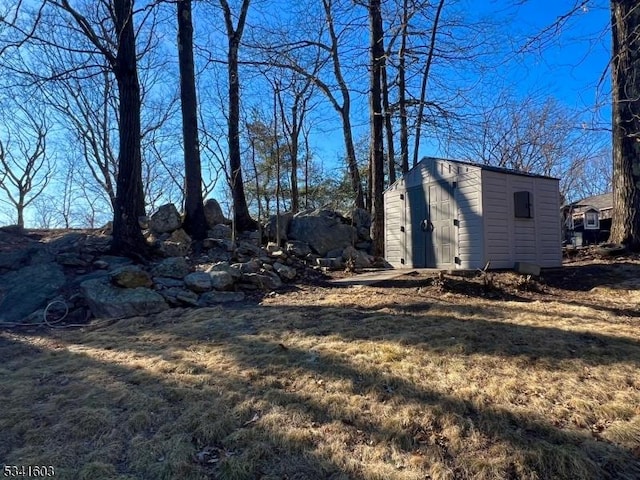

384,157,562,270
562,192,612,246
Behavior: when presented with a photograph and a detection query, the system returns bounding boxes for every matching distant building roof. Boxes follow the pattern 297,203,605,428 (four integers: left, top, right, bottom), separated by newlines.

569,192,612,212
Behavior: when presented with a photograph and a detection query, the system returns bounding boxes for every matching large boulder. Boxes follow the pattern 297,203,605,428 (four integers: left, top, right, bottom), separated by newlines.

285,240,312,258
342,245,374,269
204,198,227,227
243,272,283,291
288,209,356,256
264,212,293,242
149,203,182,233
111,265,153,288
350,208,372,241
158,229,191,257
208,270,234,291
0,263,66,323
80,278,168,319
184,271,213,293
151,257,190,279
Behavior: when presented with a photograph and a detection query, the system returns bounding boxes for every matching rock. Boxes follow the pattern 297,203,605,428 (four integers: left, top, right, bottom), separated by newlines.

315,257,344,270
175,290,200,306
350,208,372,241
199,291,245,305
111,266,153,288
149,203,182,233
209,270,234,290
234,259,261,274
285,240,312,258
264,212,293,241
273,262,297,280
138,215,150,230
208,224,232,240
207,262,243,280
243,272,283,290
158,229,191,257
342,245,373,269
47,232,86,252
93,260,109,269
56,252,90,267
80,278,168,319
151,257,190,279
153,277,186,288
355,241,372,251
288,209,356,256
0,263,66,323
326,248,344,258
184,271,212,293
204,198,227,227
237,241,261,256
0,249,34,271
94,255,133,269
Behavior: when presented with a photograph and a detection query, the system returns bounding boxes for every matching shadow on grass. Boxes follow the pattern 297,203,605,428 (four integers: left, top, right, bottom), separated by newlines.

2,298,640,479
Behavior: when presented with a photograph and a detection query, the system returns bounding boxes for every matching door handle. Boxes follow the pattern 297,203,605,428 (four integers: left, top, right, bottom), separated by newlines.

421,219,434,232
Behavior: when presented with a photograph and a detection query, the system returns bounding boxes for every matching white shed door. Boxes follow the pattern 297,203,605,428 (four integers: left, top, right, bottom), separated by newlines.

407,181,454,268
429,182,454,268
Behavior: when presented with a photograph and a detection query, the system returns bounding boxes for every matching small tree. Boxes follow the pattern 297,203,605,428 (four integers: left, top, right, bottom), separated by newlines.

0,101,52,228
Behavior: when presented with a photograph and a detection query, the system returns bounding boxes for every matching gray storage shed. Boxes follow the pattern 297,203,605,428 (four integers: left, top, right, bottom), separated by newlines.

384,157,562,269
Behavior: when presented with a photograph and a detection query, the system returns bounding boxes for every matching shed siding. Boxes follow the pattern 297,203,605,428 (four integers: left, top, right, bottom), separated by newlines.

455,168,483,269
533,178,562,267
481,170,561,268
481,171,512,268
384,189,405,267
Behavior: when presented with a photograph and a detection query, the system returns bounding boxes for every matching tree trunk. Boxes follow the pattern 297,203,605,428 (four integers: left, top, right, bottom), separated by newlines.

342,109,365,209
220,0,257,232
110,0,149,256
412,0,445,167
610,0,640,249
369,0,385,257
177,0,207,241
398,0,410,175
381,62,396,185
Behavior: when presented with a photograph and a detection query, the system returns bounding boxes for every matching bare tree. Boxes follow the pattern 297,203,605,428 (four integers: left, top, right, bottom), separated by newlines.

610,0,640,248
219,0,257,231
1,0,150,255
177,0,207,240
369,0,385,256
0,101,52,228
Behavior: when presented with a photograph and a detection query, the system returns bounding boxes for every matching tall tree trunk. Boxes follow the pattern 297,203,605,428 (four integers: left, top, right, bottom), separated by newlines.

381,54,396,185
412,0,445,167
177,0,207,241
322,0,364,209
398,0,410,175
220,0,257,232
369,0,385,257
610,0,640,249
111,0,149,256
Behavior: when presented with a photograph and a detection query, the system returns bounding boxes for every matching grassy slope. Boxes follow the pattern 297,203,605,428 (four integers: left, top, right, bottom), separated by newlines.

1,281,640,480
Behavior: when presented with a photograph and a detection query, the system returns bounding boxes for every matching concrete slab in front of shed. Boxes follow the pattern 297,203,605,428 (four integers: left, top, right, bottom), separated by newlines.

330,268,426,286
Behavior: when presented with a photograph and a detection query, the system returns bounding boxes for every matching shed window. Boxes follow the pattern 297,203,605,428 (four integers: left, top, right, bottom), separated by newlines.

584,211,599,230
514,191,533,218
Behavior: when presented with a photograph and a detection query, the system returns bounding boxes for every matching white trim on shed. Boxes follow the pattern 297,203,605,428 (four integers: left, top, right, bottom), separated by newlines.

384,157,562,269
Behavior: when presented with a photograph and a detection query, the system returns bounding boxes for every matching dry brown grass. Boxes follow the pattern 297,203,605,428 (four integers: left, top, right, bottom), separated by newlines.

2,266,640,479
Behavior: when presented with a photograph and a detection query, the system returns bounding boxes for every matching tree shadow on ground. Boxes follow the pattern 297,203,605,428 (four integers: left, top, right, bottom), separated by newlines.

3,296,640,479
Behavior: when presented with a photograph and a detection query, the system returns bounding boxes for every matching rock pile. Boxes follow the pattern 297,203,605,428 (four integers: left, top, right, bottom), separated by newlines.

0,202,381,324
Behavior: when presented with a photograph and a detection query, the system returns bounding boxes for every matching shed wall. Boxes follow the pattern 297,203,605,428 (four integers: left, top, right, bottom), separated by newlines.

481,170,561,268
384,188,405,267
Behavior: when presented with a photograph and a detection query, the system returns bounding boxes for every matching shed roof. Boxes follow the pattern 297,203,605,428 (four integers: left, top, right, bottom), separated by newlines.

386,157,559,192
